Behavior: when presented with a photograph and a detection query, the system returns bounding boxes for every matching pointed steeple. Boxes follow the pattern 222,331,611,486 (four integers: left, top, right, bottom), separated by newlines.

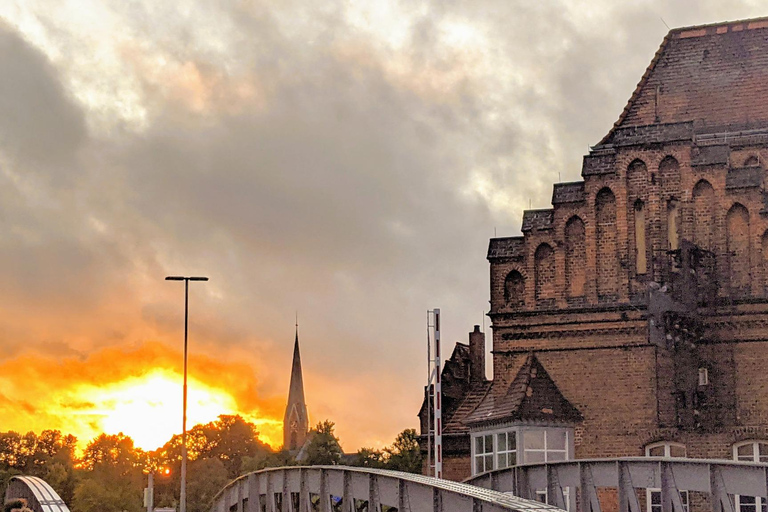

283,321,309,451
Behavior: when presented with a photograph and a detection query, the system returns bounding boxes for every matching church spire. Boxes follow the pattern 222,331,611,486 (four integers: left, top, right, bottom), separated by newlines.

283,321,309,451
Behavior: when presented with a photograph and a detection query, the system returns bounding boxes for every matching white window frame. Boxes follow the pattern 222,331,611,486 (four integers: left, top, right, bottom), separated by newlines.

733,441,768,512
496,431,517,470
522,428,569,464
645,442,689,512
474,433,494,475
471,426,573,475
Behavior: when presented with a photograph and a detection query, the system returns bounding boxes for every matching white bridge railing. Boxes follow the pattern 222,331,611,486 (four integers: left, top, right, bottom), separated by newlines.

210,466,564,512
466,458,768,512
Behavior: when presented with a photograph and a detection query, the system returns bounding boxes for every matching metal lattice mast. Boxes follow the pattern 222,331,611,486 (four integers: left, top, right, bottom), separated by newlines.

427,308,443,479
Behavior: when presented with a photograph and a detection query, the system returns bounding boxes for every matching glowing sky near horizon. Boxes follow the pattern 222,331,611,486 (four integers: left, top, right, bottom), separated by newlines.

0,1,765,451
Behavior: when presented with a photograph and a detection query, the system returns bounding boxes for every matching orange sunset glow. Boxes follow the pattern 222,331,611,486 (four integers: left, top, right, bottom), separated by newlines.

0,342,284,452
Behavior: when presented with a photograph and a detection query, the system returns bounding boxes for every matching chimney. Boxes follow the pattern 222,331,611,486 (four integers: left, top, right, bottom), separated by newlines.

469,325,486,383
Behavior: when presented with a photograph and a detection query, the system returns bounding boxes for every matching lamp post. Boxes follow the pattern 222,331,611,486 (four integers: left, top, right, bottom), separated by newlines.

165,275,208,512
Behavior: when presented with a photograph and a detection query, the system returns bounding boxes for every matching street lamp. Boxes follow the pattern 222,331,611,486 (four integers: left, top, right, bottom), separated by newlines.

165,275,208,512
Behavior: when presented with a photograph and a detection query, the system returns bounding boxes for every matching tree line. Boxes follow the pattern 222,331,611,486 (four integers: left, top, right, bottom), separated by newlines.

0,416,421,512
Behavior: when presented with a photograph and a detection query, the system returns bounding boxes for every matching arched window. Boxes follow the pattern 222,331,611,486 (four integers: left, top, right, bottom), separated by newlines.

565,217,586,297
535,244,556,301
667,198,680,251
634,200,647,274
645,442,689,512
596,188,618,298
693,180,715,250
727,204,751,296
645,441,687,458
505,270,525,306
733,441,768,512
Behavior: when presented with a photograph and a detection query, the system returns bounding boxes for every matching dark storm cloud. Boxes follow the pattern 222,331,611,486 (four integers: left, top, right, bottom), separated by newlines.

0,21,86,168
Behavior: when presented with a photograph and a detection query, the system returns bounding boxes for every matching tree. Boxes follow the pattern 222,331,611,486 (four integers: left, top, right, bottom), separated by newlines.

384,429,422,474
71,477,143,512
72,433,144,512
241,450,295,473
155,415,270,480
186,457,230,512
304,421,342,466
352,447,385,469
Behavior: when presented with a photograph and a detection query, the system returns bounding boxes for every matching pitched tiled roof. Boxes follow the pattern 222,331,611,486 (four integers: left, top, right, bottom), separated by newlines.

442,381,493,435
487,237,524,260
463,354,583,427
600,17,768,145
521,209,554,232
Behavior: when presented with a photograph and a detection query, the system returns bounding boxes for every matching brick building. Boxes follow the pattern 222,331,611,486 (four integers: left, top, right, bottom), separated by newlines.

420,17,768,507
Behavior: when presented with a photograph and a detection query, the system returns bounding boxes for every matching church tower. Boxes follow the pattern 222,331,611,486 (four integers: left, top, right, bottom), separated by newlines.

283,324,309,451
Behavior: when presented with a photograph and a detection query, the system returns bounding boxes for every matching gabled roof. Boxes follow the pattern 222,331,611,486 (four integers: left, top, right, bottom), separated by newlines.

463,354,582,427
600,17,768,145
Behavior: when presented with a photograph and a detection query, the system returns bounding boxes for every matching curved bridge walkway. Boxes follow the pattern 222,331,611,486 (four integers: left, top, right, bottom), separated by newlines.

466,458,768,512
4,475,70,512
210,466,564,512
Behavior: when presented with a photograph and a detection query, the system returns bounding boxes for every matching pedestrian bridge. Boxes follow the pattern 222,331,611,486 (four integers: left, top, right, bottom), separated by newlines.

210,466,562,512
467,457,768,512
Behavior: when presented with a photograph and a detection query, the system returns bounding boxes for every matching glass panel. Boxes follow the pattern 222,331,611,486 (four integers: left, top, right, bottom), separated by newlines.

509,432,517,451
535,491,547,504
475,436,484,455
647,446,665,457
475,455,485,473
509,452,517,466
484,455,493,471
738,444,755,461
525,430,546,450
497,452,507,469
484,435,493,454
740,496,757,512
548,430,567,451
669,445,686,458
498,433,507,452
526,450,545,464
547,450,566,462
681,491,689,512
651,491,662,505
759,443,768,463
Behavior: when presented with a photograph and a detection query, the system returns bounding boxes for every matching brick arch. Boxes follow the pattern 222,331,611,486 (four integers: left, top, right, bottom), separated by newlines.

565,216,586,297
727,203,751,296
659,155,679,171
504,269,526,307
596,187,618,299
534,243,556,301
693,180,716,250
627,158,648,173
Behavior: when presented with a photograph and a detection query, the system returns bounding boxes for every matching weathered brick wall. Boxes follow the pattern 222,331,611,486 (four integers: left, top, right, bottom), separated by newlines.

485,139,768,468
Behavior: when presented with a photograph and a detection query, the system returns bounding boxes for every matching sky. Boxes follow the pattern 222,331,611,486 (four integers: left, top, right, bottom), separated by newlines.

0,1,766,453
